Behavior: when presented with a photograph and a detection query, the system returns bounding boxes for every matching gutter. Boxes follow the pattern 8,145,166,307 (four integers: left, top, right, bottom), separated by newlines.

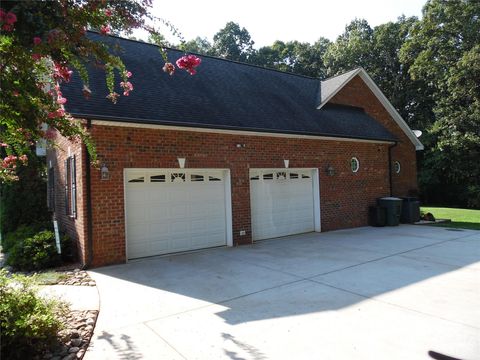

70,113,398,145
388,142,398,196
85,119,94,268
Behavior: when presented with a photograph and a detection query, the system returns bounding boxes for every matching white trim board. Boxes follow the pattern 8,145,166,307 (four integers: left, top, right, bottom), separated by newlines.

90,120,394,146
317,68,424,151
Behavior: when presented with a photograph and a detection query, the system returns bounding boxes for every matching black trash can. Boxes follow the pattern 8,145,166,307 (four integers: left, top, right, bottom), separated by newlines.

377,197,403,226
369,206,386,227
400,197,421,223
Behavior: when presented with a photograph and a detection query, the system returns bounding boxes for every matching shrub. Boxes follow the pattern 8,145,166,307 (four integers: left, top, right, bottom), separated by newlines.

1,222,53,253
1,224,37,253
0,270,68,360
6,230,61,271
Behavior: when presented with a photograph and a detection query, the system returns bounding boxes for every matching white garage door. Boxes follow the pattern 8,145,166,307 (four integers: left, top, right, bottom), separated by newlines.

250,169,315,241
125,169,229,259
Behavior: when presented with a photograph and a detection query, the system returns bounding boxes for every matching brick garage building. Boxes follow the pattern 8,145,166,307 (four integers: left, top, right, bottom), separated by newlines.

48,34,423,268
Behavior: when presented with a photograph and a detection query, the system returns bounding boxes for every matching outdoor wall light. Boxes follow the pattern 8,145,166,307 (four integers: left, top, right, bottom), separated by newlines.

326,165,335,176
284,159,289,168
100,163,110,180
178,157,186,169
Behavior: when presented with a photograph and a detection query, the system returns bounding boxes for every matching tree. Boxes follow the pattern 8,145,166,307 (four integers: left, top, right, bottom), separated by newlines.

372,16,435,130
0,0,200,182
183,36,214,56
252,38,330,78
212,22,255,62
323,19,375,76
400,0,480,207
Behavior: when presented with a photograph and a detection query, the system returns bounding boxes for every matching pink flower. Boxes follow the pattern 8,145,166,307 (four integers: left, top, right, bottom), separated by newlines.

106,92,120,103
19,154,28,163
176,55,201,75
57,96,67,105
105,9,112,17
5,11,16,25
2,155,18,170
2,23,13,32
162,62,175,76
0,143,8,148
48,109,65,119
33,37,42,45
44,127,57,140
32,53,43,61
100,25,110,35
124,70,132,78
53,62,73,82
120,81,133,96
0,9,6,21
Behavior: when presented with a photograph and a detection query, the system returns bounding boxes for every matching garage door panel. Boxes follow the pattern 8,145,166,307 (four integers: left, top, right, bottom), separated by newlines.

125,169,228,259
250,169,315,241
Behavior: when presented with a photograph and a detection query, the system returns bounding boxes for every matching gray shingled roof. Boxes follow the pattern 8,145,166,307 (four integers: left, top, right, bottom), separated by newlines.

318,68,359,107
61,33,396,142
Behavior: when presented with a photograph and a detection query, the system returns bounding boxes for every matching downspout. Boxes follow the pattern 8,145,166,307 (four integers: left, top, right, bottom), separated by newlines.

85,119,93,268
388,142,398,196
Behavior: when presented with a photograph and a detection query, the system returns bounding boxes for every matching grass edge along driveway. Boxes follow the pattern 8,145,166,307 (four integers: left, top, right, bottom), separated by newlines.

421,206,480,230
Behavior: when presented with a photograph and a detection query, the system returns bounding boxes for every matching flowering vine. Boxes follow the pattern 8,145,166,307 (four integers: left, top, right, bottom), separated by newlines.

0,0,202,182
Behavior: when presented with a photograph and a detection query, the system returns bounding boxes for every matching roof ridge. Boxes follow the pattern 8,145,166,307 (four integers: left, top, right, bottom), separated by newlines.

88,31,320,81
321,67,361,82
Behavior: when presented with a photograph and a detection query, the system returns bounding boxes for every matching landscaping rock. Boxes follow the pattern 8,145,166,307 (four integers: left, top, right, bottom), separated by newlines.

68,347,80,353
46,310,98,360
71,338,82,347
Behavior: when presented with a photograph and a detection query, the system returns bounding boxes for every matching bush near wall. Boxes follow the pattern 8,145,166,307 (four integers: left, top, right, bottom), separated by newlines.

4,228,73,271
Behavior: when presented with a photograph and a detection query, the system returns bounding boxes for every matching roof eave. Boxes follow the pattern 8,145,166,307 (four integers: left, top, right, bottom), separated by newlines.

72,112,397,144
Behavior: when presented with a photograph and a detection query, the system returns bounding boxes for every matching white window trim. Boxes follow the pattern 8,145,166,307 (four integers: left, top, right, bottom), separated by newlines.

394,161,401,174
351,157,360,173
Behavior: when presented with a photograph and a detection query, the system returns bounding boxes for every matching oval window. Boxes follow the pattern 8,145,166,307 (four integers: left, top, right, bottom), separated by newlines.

351,157,360,173
394,161,401,174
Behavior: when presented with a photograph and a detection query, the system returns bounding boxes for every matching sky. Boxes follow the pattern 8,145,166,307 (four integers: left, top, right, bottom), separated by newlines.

143,0,426,48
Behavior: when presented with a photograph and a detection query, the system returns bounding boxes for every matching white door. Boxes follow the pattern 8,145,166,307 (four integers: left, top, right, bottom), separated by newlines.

125,169,228,259
250,169,315,241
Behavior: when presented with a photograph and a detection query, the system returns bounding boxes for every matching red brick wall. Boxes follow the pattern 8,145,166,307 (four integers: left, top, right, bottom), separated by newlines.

329,75,418,196
88,124,393,266
50,75,419,268
46,131,88,265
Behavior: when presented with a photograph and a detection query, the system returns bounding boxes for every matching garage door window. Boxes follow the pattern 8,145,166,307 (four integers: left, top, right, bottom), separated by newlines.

150,174,166,182
171,173,186,182
191,174,204,182
128,176,144,183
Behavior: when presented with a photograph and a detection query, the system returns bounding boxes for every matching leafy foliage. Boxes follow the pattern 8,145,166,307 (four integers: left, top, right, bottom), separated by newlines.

401,0,480,208
212,21,255,62
0,0,200,182
6,230,62,271
0,269,69,360
0,154,50,236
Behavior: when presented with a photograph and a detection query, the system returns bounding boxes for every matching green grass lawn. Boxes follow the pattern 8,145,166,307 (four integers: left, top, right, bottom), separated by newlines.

421,207,480,230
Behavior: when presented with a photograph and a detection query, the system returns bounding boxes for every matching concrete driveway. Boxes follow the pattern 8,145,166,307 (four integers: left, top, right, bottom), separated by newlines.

86,225,480,360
